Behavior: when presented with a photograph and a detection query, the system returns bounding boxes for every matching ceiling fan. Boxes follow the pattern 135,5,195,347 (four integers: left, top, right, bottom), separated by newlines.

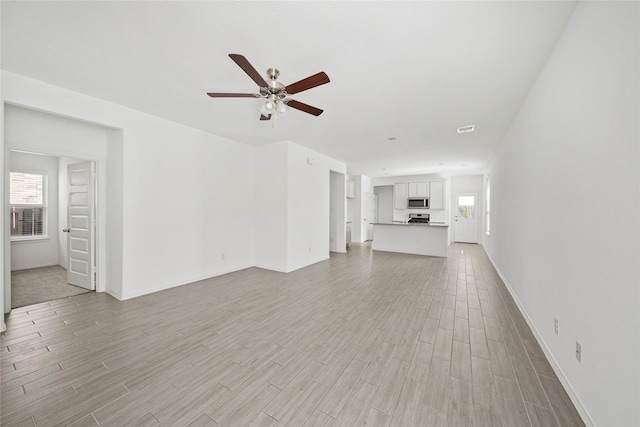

207,54,330,120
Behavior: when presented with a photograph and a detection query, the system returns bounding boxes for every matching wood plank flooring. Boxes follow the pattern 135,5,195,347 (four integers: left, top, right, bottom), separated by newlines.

1,243,585,426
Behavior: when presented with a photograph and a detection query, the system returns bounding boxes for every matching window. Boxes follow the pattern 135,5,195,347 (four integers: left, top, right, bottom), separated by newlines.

485,176,491,235
457,195,475,219
10,171,48,239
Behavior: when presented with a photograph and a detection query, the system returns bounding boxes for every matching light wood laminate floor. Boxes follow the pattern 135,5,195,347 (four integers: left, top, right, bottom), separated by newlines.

1,243,584,427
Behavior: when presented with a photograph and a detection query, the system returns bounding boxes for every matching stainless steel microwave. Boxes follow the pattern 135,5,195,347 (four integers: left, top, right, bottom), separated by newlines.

408,198,429,209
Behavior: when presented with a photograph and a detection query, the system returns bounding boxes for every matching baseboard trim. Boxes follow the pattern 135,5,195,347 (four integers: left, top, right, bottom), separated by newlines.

482,246,595,427
10,262,60,271
105,288,122,300
119,263,255,301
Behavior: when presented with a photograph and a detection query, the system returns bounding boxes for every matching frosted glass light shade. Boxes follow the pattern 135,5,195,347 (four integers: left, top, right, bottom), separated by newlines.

276,102,289,116
258,98,275,115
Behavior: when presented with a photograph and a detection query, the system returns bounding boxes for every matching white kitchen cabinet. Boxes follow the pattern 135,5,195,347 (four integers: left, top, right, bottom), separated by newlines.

429,180,445,209
394,183,408,209
408,181,429,198
346,180,355,199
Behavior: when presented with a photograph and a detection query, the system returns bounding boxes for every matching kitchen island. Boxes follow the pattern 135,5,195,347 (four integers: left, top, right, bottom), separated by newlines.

372,222,449,257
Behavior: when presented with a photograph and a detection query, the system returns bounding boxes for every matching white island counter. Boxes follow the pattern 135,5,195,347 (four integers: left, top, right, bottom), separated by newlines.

372,222,449,257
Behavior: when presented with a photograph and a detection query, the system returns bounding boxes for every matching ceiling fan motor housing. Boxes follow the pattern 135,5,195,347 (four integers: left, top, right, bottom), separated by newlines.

264,68,286,98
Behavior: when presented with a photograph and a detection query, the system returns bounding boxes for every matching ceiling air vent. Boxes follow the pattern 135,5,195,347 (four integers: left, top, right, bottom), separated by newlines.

457,125,475,134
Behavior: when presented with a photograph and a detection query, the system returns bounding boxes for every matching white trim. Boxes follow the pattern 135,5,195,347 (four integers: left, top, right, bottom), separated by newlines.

118,264,255,301
105,288,122,300
10,236,50,243
482,245,595,427
10,262,60,272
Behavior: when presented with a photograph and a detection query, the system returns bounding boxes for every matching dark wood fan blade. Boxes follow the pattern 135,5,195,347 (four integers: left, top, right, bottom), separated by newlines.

285,72,330,95
260,114,271,120
287,99,324,116
229,54,268,88
207,93,258,98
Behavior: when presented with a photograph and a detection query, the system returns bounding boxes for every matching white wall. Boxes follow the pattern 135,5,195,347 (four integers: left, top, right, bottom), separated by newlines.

255,141,289,272
254,140,346,271
105,129,124,298
2,71,256,302
287,142,346,271
9,151,60,270
484,2,639,426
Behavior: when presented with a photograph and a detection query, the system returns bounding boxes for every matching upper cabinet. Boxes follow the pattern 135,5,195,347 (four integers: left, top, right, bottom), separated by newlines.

408,181,429,198
393,183,408,209
429,181,445,209
346,180,355,199
390,179,446,211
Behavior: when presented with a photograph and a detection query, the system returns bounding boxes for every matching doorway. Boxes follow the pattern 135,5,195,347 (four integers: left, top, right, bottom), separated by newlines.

329,171,346,253
454,193,479,243
374,185,393,223
8,150,97,308
4,104,114,317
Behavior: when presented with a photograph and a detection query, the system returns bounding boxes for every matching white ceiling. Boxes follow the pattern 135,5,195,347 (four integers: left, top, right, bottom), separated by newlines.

1,1,577,177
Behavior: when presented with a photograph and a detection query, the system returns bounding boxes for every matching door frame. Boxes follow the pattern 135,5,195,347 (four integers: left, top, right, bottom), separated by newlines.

453,192,480,243
4,146,106,314
329,171,346,253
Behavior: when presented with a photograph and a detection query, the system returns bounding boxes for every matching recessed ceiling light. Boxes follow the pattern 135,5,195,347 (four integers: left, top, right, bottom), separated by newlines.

457,125,475,134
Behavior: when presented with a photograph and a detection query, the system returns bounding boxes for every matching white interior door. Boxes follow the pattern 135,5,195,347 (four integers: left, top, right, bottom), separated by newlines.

66,161,95,290
454,193,478,243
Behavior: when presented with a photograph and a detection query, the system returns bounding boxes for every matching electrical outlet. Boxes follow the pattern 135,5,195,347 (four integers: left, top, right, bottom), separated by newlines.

554,319,559,335
576,341,582,363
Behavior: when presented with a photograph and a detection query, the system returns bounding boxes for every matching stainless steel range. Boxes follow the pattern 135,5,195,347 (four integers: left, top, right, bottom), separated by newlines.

407,213,430,224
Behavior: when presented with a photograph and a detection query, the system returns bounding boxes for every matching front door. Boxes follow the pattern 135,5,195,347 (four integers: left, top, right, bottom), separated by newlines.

454,193,478,243
66,161,95,290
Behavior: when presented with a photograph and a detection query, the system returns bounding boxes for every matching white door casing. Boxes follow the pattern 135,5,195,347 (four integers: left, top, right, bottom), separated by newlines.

66,161,95,290
454,193,478,243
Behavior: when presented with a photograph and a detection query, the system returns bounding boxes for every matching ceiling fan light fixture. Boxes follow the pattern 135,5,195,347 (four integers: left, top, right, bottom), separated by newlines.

258,96,277,115
276,101,289,116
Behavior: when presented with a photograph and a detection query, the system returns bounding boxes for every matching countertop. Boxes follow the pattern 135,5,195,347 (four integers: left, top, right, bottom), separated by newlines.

373,222,449,227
